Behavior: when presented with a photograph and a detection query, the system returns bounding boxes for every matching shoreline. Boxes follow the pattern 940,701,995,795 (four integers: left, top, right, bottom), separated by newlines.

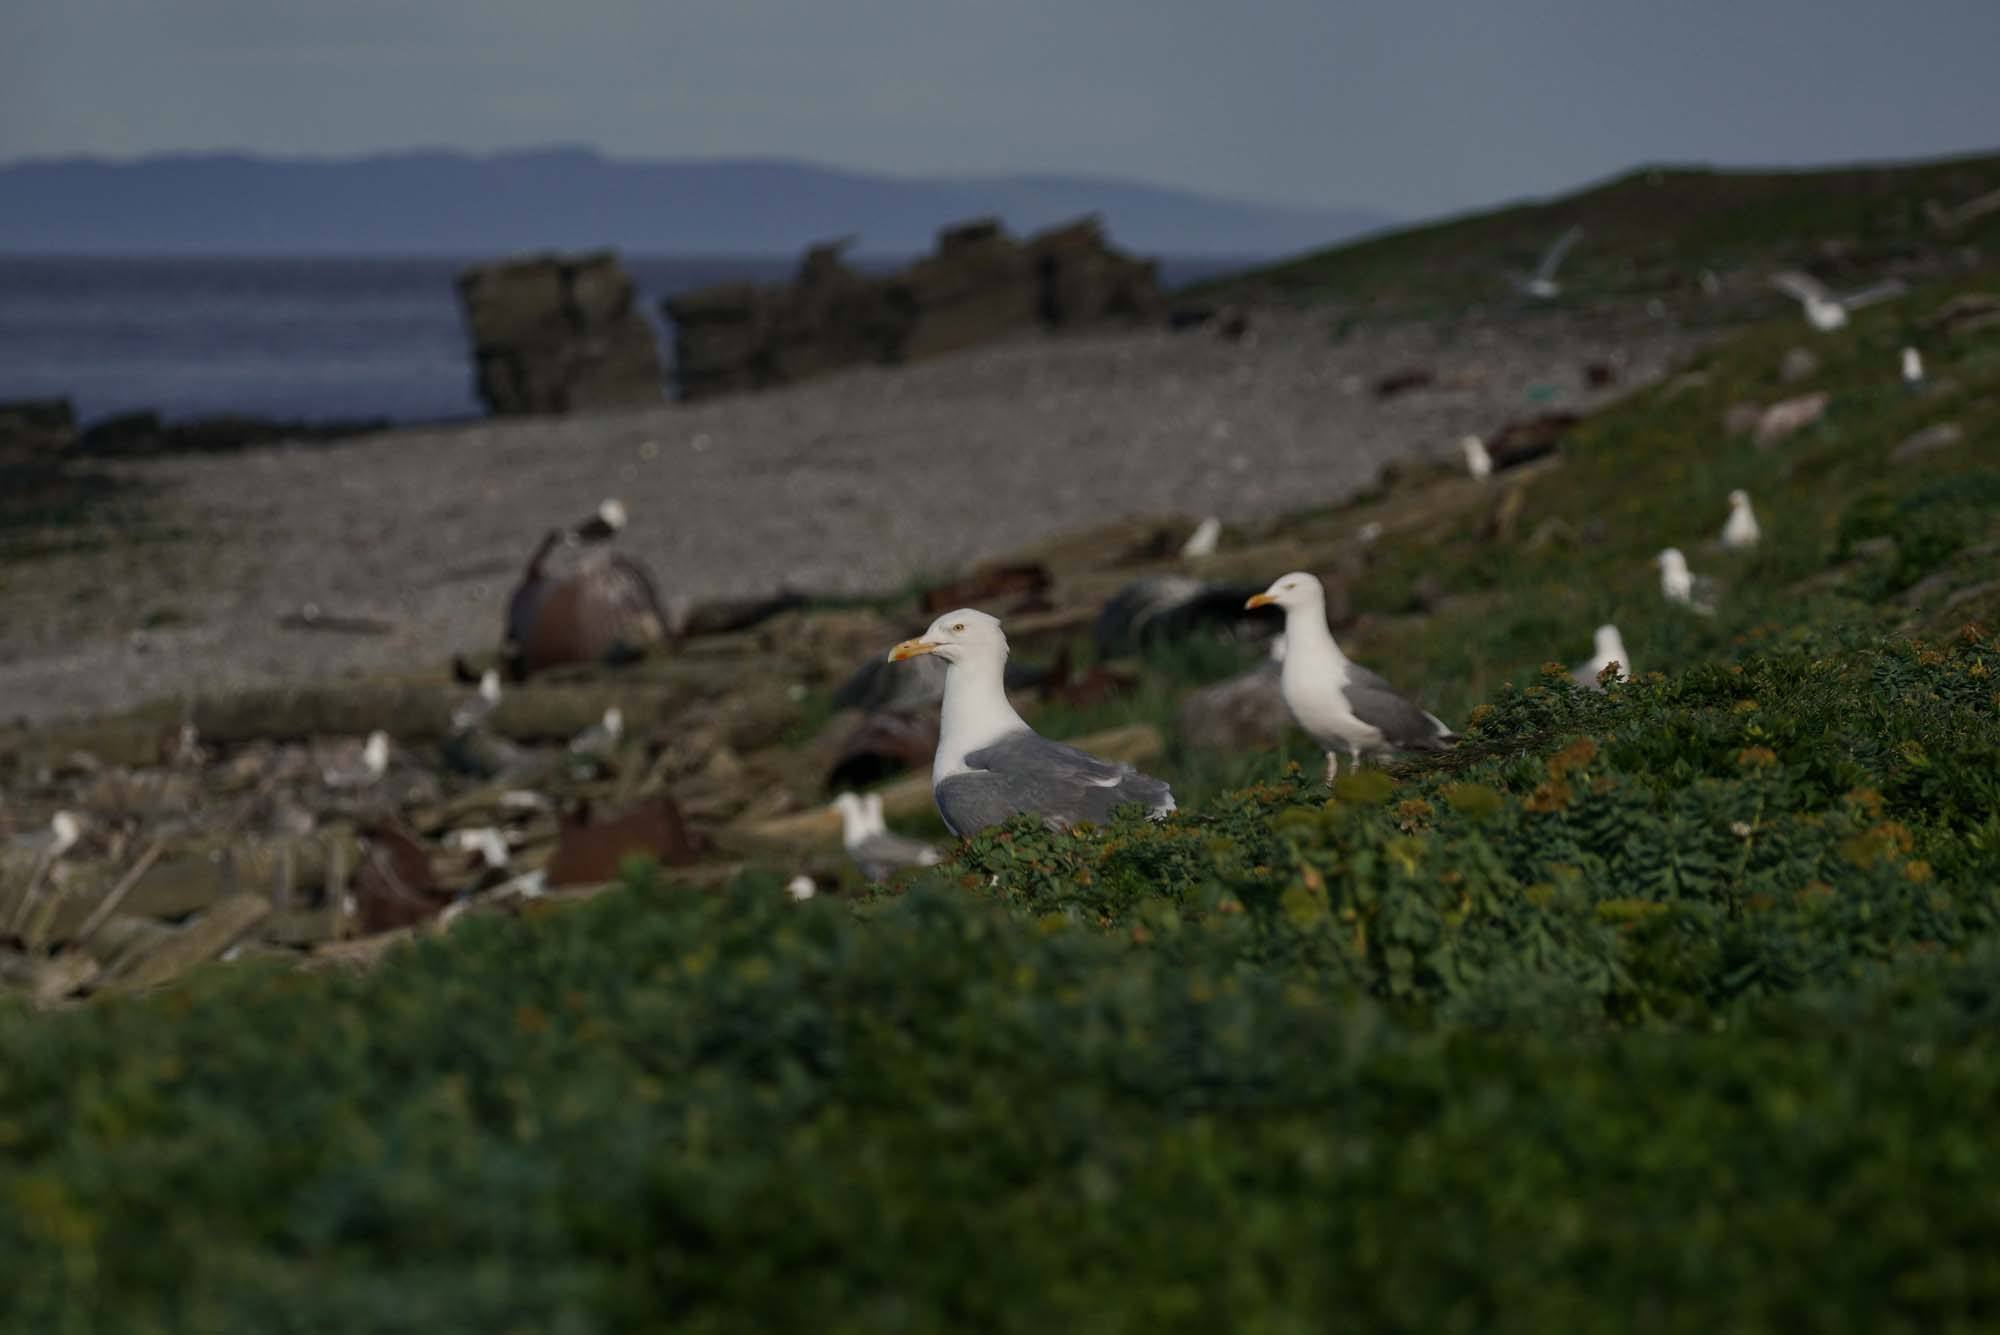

0,305,1700,728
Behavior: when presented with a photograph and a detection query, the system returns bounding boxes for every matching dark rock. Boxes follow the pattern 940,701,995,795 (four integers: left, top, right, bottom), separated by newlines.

75,410,386,457
1583,361,1618,389
1486,412,1579,468
457,250,665,416
919,563,1053,616
827,711,939,791
1373,368,1435,399
0,398,75,457
1177,660,1290,751
546,796,699,886
1095,576,1285,658
663,216,1162,402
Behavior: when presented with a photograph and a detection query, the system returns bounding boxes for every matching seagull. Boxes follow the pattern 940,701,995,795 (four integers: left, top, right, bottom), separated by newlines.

569,498,628,544
1902,346,1926,393
1522,225,1582,300
1721,489,1761,551
1460,435,1493,481
448,827,512,871
887,610,1176,836
1656,548,1718,615
785,874,818,902
1181,515,1222,560
321,731,391,788
1571,624,1634,691
451,669,503,733
1769,271,1907,332
1246,572,1458,784
832,791,944,882
568,707,625,761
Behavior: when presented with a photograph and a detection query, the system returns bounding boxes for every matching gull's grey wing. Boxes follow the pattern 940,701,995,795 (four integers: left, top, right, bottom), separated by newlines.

852,831,943,879
1344,663,1458,750
936,731,1175,836
1770,271,1830,304
1534,225,1582,282
1839,279,1907,312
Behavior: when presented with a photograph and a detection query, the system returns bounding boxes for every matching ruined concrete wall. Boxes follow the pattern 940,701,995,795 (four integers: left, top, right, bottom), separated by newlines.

456,251,666,416
662,216,1163,402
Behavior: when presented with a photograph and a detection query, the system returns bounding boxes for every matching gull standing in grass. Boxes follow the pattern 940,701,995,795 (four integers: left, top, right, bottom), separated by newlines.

1769,271,1907,332
888,610,1175,836
1246,572,1458,784
1460,435,1494,480
832,792,944,881
1902,347,1926,393
1657,548,1718,615
1522,225,1582,300
1721,489,1761,551
1572,624,1634,690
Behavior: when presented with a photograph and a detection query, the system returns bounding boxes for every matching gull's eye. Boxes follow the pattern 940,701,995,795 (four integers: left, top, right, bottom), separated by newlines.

951,622,965,632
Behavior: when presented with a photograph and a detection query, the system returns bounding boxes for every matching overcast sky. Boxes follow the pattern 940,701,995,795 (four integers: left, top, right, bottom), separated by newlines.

5,0,1998,217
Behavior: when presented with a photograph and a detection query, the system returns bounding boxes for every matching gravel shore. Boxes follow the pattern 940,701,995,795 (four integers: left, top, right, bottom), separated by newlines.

0,306,1698,726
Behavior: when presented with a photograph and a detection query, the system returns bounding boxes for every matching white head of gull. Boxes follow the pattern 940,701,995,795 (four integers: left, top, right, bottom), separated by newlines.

887,609,1175,837
1721,489,1761,551
1572,624,1634,691
1246,572,1458,785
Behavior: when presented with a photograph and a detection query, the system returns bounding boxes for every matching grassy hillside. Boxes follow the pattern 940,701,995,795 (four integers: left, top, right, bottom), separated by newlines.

1191,149,2000,317
2,273,1997,1330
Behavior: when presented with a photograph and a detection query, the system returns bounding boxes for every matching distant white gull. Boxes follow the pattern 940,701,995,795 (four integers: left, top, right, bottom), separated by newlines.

1522,225,1582,300
1181,515,1222,560
1769,271,1907,332
1246,572,1458,783
833,791,944,881
887,610,1176,836
1460,435,1493,480
1657,547,1718,615
322,731,390,789
1572,624,1634,691
569,707,624,761
1721,489,1761,551
1902,346,1926,393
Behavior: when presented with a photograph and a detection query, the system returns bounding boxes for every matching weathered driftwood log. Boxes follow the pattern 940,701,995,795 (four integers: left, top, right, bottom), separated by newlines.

105,894,271,994
36,830,361,944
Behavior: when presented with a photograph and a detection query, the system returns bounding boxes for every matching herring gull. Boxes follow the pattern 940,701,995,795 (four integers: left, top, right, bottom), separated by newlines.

888,610,1176,836
1571,624,1634,691
1721,489,1761,551
1522,225,1582,300
833,792,945,881
1769,271,1906,332
1656,547,1718,615
1246,572,1458,783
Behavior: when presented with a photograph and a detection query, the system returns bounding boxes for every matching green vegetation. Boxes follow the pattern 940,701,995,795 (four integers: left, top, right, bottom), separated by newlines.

1190,150,2000,316
3,274,1998,1330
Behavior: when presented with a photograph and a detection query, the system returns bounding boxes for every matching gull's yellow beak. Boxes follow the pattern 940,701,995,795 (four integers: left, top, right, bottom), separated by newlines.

888,637,938,662
1245,593,1277,609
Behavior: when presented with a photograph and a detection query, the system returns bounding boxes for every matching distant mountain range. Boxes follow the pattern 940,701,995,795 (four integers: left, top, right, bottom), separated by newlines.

0,147,1391,257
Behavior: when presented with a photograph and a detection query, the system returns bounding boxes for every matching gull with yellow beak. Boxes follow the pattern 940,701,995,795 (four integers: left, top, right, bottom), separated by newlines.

888,609,1175,836
1247,572,1459,783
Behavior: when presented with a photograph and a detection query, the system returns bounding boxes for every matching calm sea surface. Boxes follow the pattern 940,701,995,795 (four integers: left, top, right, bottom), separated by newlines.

0,255,1251,425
